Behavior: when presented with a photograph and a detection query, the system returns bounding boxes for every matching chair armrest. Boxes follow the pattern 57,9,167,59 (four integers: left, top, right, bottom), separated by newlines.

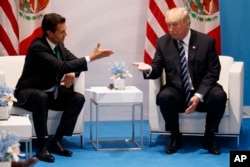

74,72,85,95
0,71,5,83
72,72,85,136
149,77,165,131
228,61,244,134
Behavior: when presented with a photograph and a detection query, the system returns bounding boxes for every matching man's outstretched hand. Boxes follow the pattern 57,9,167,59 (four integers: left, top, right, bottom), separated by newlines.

132,62,151,73
89,43,114,62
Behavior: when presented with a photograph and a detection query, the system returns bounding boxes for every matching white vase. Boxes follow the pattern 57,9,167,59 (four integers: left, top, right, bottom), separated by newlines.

113,78,125,90
0,106,10,120
0,161,11,167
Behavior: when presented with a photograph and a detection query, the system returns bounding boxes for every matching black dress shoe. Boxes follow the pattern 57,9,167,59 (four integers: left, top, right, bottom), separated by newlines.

36,146,55,163
49,140,73,157
165,137,182,154
203,138,221,155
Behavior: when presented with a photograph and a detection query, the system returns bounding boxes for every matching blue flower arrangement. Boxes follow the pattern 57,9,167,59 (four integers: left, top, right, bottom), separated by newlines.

0,130,22,162
108,61,132,79
0,83,15,107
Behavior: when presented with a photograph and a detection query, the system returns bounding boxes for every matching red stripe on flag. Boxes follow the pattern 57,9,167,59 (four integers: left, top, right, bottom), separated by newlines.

19,27,43,55
144,50,153,64
0,1,19,38
146,22,158,48
144,0,172,63
166,0,177,9
0,25,18,55
207,26,221,55
149,0,168,33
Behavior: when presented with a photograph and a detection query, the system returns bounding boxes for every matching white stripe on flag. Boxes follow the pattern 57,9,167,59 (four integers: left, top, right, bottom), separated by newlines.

190,11,220,34
0,43,9,56
155,0,170,14
147,10,165,38
0,0,19,56
0,8,18,54
144,37,156,60
144,0,184,63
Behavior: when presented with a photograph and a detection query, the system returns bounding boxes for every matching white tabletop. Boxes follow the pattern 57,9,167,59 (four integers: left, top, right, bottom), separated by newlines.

0,115,32,138
86,86,143,104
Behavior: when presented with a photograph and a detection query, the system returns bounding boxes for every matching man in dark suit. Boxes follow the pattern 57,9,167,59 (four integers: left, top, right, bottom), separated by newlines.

133,7,226,155
14,13,114,163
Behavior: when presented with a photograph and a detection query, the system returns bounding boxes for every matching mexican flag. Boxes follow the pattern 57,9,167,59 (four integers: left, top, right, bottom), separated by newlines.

185,0,221,54
18,0,51,55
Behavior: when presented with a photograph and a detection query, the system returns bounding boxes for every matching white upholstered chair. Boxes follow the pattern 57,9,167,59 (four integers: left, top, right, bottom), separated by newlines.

148,55,244,146
0,56,85,146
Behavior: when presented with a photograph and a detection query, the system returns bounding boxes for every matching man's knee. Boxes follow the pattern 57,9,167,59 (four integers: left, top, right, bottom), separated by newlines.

213,90,227,104
157,89,180,105
74,92,85,105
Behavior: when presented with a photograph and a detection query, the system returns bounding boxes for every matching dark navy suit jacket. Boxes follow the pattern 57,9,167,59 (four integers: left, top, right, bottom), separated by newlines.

145,29,222,98
14,35,87,105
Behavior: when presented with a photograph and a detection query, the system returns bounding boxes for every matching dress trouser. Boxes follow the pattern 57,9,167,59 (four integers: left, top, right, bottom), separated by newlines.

15,86,85,146
157,85,227,133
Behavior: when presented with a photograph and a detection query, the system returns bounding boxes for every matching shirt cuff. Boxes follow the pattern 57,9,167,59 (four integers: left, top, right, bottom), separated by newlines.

143,66,152,77
85,56,90,64
194,93,204,102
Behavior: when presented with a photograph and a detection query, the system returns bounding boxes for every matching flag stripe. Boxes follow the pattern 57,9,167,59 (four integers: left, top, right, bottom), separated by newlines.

207,26,221,54
145,0,170,63
0,0,19,38
165,0,177,9
0,25,18,55
149,0,168,33
0,0,19,55
144,50,153,65
146,22,158,48
19,27,42,55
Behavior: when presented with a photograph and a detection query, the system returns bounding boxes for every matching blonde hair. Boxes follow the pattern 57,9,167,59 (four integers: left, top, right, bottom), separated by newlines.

165,7,190,25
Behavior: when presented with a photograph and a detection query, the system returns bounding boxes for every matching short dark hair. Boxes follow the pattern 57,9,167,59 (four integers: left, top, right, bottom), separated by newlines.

42,13,66,36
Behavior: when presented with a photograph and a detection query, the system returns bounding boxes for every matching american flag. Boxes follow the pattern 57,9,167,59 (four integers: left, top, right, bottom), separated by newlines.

144,0,221,64
0,0,51,56
0,0,19,56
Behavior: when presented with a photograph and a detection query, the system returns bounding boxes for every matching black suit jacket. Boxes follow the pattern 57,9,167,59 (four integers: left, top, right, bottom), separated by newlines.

14,36,88,104
145,29,221,97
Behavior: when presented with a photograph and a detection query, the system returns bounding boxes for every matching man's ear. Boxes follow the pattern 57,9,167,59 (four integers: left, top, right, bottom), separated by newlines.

46,30,53,37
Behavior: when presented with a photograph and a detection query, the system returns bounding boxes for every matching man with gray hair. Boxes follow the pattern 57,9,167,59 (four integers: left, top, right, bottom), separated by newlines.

133,7,226,155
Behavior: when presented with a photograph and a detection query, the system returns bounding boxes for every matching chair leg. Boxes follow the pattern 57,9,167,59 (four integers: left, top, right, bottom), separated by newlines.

80,134,84,148
149,133,152,146
237,135,239,148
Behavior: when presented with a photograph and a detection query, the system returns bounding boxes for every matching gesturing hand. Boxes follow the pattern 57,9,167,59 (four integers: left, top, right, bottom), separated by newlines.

132,62,151,72
89,43,114,62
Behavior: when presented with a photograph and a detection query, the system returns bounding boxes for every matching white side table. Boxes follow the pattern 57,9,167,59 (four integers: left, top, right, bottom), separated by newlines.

0,115,32,158
87,86,143,151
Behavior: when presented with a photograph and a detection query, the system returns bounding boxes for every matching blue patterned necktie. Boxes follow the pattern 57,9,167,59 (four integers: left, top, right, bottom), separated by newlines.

178,40,191,106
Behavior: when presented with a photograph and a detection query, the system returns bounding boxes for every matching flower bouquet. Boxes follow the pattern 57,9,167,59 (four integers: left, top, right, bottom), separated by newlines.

0,83,16,120
108,61,132,89
0,130,22,163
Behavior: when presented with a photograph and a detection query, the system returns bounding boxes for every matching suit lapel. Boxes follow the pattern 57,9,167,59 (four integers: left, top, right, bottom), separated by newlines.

188,30,198,81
